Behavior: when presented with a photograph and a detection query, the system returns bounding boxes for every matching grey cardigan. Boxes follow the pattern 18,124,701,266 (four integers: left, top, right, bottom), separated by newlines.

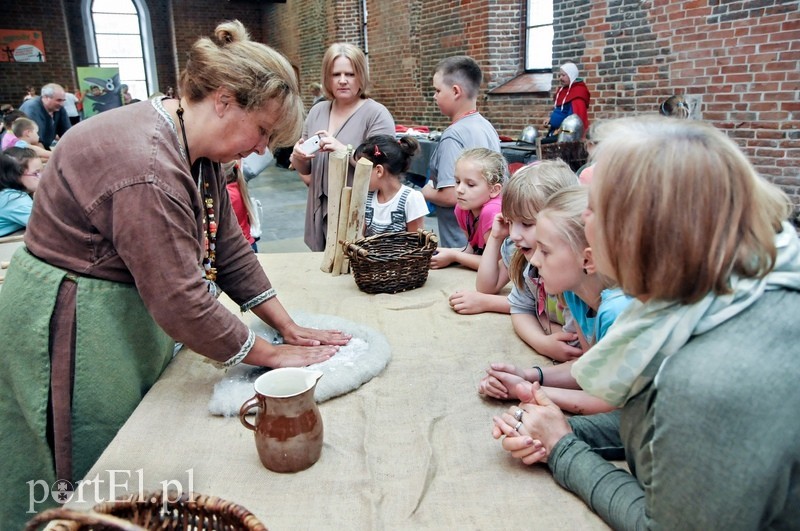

549,289,800,530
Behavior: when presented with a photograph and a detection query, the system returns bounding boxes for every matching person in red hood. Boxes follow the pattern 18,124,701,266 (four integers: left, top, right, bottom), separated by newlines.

543,62,590,141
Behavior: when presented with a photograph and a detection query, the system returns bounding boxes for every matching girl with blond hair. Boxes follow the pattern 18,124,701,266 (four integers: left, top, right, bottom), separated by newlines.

431,148,507,270
494,116,800,529
482,186,630,414
449,160,579,316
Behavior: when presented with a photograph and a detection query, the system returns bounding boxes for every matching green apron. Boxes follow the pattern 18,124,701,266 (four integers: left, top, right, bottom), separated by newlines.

0,247,174,527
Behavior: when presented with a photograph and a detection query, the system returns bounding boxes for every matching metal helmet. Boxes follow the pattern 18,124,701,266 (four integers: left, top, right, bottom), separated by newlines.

557,114,584,142
519,125,538,144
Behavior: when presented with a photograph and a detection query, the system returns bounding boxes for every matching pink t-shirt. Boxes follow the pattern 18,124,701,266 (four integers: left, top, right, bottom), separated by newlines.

455,195,502,252
1,132,19,151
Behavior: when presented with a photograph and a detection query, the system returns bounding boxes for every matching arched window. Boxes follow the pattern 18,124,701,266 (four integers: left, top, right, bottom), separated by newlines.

82,0,158,100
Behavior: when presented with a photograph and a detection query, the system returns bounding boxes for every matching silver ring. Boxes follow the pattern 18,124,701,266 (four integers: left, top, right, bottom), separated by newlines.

514,421,523,433
514,408,524,421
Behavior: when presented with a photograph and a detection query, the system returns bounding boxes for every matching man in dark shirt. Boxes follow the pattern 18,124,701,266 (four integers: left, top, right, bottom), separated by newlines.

19,83,71,149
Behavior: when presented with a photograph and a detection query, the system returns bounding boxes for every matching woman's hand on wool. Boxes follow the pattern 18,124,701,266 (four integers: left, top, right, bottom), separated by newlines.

243,337,339,368
280,321,351,347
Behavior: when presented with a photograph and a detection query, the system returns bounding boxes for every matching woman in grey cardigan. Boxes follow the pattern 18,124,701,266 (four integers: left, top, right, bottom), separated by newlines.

493,115,800,530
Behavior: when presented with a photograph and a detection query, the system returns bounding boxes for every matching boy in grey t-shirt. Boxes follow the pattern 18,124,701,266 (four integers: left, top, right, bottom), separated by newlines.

423,56,501,249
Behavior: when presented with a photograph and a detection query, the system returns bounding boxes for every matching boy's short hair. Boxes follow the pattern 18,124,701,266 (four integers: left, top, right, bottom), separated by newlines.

434,56,482,99
11,117,36,138
591,115,791,304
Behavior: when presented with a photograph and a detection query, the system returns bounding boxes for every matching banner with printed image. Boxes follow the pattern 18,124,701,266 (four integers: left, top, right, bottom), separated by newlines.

77,66,124,118
0,29,46,62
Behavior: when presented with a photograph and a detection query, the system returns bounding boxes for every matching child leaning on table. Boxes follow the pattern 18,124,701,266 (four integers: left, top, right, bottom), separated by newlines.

448,160,576,321
10,117,50,162
354,134,429,235
430,148,506,271
481,186,632,415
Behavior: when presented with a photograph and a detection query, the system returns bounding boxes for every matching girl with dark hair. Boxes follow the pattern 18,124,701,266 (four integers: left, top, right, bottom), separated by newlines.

0,151,38,235
355,134,428,235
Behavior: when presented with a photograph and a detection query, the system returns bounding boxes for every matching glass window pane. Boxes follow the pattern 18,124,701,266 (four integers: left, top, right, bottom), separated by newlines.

96,34,144,58
92,0,136,15
528,0,553,26
126,80,148,101
526,26,554,71
92,13,140,34
115,58,146,80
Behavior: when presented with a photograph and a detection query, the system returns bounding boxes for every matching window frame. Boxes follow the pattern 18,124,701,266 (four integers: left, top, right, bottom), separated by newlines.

81,0,158,98
524,0,554,73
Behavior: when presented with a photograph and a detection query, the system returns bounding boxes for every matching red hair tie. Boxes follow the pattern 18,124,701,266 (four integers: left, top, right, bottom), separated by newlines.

373,145,382,157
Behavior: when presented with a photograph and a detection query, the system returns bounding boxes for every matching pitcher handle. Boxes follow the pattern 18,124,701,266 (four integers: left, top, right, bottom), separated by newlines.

239,396,260,431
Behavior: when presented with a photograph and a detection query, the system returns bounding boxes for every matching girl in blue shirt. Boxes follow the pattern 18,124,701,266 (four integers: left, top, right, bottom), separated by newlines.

0,149,40,236
481,186,632,415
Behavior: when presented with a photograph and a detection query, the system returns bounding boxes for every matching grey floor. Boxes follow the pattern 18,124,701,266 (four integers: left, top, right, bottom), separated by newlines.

249,165,438,253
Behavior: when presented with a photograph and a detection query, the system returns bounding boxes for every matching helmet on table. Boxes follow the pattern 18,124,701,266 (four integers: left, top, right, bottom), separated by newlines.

557,114,584,142
519,125,538,145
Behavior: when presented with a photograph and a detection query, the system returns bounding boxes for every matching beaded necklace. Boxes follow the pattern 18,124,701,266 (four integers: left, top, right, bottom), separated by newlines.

176,102,217,281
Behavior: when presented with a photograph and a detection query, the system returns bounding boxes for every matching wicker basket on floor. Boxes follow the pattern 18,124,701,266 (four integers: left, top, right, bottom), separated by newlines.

26,491,267,530
341,230,438,294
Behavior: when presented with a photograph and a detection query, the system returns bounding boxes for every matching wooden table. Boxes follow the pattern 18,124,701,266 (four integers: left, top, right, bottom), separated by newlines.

69,252,609,529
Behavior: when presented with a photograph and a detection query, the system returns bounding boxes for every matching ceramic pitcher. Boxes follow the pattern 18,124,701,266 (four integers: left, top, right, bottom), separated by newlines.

239,368,324,473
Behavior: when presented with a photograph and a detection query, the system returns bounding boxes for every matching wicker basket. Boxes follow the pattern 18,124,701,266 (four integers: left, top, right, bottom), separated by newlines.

25,491,267,531
341,230,438,294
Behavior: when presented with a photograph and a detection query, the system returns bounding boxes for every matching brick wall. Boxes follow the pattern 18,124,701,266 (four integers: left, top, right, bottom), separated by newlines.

262,0,800,215
264,1,365,109
169,0,264,77
0,0,77,104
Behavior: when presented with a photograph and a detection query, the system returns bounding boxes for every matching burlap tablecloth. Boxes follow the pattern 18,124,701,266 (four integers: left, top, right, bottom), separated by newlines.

69,252,610,529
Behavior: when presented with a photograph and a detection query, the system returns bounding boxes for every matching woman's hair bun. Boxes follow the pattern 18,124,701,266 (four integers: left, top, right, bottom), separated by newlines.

214,20,248,45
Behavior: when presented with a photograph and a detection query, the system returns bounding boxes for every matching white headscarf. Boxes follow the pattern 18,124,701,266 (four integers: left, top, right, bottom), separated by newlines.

560,62,579,85
555,62,580,111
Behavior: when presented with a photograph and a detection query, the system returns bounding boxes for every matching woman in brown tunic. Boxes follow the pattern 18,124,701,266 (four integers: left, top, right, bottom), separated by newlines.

0,21,348,527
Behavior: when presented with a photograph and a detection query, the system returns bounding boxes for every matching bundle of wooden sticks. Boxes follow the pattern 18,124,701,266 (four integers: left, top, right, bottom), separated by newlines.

320,150,373,275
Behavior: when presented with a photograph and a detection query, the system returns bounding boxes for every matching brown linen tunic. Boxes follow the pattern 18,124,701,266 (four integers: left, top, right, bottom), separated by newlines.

26,98,272,361
0,98,284,525
18,98,274,486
